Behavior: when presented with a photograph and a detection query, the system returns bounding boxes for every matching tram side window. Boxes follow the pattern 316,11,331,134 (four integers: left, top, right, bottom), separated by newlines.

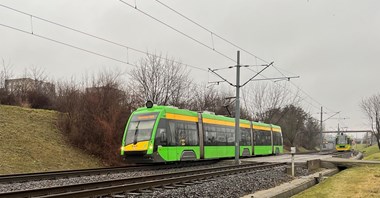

240,128,251,146
255,130,271,146
265,131,272,145
167,120,199,146
204,124,236,146
155,119,167,146
254,130,262,145
205,125,216,146
186,122,198,145
273,132,283,146
226,128,235,146
273,132,278,145
216,127,227,146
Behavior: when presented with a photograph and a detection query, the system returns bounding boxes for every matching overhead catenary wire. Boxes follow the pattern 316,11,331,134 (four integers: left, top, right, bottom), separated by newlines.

153,0,337,113
0,23,137,66
119,0,236,63
2,2,336,116
245,67,322,111
267,60,334,112
0,3,207,72
154,0,267,63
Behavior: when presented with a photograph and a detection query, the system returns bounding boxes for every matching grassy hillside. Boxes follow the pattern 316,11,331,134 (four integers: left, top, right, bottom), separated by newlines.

355,144,380,160
0,105,103,174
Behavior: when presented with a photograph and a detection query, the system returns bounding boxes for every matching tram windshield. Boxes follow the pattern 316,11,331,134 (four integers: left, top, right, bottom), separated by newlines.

125,113,158,145
336,135,347,144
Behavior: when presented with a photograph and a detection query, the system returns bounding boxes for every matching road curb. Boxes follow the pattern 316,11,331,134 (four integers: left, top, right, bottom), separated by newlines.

243,168,339,198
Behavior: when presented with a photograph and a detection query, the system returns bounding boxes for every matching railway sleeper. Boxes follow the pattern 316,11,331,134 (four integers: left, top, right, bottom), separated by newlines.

137,189,153,193
162,185,176,189
173,183,186,187
192,180,203,184
126,192,142,196
150,187,164,191
182,181,195,185
110,195,127,198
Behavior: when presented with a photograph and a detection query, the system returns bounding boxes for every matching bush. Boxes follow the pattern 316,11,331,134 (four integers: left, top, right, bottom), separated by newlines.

27,90,52,109
0,90,18,105
56,78,133,166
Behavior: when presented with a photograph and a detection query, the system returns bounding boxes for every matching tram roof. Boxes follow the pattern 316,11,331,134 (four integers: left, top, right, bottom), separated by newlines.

134,105,281,130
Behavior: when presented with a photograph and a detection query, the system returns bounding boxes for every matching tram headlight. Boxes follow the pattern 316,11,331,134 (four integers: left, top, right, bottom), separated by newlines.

146,100,154,108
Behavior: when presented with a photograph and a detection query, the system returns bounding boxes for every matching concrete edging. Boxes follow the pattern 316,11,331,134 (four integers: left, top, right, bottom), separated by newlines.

244,168,339,198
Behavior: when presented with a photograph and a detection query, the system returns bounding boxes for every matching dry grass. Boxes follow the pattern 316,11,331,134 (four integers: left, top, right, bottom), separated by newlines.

294,143,380,197
0,105,103,174
354,144,380,160
293,165,380,198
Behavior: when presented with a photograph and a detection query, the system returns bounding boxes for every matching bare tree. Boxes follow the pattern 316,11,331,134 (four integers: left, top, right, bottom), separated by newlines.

361,94,380,150
301,116,321,150
29,66,48,82
277,105,307,147
0,59,13,89
0,59,14,104
130,53,192,106
242,81,300,123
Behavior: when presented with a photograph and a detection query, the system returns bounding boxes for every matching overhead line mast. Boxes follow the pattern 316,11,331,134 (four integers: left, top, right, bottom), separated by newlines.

209,51,298,165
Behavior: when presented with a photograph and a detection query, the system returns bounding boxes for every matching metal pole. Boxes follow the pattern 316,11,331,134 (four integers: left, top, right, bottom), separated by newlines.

320,106,323,152
291,153,295,177
235,51,241,165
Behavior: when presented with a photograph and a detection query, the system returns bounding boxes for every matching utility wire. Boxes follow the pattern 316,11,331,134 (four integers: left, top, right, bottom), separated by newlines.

0,3,207,72
153,0,337,113
119,0,236,63
267,59,334,112
246,68,321,111
6,0,333,114
0,23,137,66
154,0,267,63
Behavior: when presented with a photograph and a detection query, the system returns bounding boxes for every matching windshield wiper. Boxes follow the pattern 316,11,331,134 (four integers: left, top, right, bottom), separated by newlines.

133,121,140,145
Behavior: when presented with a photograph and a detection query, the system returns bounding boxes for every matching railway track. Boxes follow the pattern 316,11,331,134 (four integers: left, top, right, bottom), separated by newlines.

0,160,219,184
0,162,285,198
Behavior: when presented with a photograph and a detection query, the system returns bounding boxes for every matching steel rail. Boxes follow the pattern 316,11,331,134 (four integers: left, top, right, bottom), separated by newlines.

0,165,151,184
0,161,219,184
0,162,285,198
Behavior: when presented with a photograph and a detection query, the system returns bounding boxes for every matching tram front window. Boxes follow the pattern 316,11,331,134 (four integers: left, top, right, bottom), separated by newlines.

125,113,157,145
337,136,347,144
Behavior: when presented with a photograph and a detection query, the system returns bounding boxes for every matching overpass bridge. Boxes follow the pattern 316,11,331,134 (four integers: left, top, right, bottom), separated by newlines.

322,130,375,145
322,130,373,133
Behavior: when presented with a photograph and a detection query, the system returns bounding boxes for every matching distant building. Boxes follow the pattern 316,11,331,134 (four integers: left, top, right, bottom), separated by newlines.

5,78,55,96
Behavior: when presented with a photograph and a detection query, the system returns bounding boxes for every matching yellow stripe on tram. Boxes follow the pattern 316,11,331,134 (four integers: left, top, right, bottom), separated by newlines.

253,125,272,131
166,113,198,122
203,118,250,128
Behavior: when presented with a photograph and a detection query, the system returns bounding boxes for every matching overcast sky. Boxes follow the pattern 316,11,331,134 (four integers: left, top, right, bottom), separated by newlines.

1,0,379,136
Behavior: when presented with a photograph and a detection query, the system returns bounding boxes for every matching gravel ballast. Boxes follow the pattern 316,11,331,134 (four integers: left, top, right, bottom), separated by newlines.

0,162,309,197
126,166,309,198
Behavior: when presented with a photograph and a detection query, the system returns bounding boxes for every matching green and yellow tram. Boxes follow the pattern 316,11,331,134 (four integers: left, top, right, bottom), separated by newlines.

121,102,283,163
335,133,352,152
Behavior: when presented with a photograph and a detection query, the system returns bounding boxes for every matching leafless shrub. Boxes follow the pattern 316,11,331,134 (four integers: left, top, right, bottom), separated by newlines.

56,70,132,165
